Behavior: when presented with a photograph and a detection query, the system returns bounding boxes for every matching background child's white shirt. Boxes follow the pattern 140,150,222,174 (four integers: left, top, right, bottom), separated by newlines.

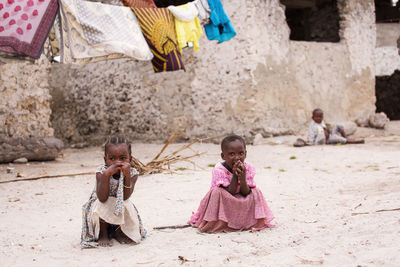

307,120,327,144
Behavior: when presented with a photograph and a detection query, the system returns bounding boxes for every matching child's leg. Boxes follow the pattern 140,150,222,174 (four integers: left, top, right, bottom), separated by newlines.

345,138,365,144
98,218,113,247
332,124,364,144
327,134,347,144
332,124,347,138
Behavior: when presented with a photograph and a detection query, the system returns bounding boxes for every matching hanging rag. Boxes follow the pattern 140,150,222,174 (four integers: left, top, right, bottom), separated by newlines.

59,0,153,64
131,7,185,72
204,0,236,43
168,3,203,52
168,2,198,21
0,0,59,59
193,0,211,25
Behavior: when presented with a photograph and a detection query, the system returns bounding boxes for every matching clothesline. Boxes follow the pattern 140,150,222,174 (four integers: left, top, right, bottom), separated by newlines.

0,0,236,73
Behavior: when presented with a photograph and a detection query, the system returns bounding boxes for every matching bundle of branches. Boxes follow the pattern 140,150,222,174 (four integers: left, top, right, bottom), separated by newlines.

131,130,206,175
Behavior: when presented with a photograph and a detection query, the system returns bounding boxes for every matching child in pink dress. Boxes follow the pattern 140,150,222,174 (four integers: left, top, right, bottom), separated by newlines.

188,135,275,233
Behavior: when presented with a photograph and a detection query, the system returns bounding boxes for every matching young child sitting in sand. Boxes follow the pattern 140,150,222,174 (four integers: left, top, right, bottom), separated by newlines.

307,108,364,145
188,134,275,233
80,136,146,248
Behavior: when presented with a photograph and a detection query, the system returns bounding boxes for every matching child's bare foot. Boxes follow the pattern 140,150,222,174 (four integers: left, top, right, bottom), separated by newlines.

98,232,113,247
114,227,134,244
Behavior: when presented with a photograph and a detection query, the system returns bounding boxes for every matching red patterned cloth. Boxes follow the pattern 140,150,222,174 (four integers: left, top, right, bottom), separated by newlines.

188,162,275,233
0,0,59,58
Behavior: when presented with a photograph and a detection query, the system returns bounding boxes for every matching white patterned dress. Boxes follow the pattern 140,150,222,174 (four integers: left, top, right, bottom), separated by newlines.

80,165,146,248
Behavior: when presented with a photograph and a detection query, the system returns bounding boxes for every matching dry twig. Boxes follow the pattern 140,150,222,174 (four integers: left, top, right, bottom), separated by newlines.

131,130,210,175
351,207,400,216
153,224,191,230
1,131,211,184
0,172,95,184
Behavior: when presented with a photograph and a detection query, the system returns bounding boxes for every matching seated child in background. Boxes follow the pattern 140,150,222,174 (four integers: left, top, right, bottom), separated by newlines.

188,134,275,233
307,108,364,145
81,136,146,248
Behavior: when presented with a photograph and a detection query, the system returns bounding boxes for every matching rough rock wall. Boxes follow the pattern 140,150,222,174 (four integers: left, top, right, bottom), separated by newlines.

376,23,400,47
49,0,377,145
375,23,400,76
0,55,54,139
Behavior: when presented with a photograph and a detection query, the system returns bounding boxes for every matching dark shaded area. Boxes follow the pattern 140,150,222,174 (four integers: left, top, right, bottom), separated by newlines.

0,136,64,163
376,70,400,120
375,0,400,23
281,0,340,42
153,0,192,7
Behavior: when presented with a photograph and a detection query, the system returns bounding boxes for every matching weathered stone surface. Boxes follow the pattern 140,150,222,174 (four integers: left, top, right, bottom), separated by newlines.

0,137,64,163
339,121,357,136
355,116,370,127
252,133,264,146
48,0,377,146
1,0,393,147
0,53,53,139
375,23,400,76
369,112,389,129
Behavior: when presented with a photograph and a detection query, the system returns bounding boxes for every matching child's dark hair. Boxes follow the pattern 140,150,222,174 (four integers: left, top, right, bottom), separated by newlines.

221,134,246,151
312,108,323,117
105,136,132,156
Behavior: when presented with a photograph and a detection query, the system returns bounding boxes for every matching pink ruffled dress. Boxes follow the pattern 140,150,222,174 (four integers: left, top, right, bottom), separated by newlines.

188,162,275,233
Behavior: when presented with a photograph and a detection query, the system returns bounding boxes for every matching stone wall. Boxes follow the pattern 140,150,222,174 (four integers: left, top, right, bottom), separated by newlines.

0,52,64,163
0,55,53,139
48,0,377,145
375,23,400,76
1,0,379,148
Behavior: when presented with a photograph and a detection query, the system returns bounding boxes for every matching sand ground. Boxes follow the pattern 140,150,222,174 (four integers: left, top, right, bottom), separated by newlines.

1,124,400,267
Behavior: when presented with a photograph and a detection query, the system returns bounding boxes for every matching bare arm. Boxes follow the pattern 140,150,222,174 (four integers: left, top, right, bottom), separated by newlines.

224,174,239,195
120,162,138,200
96,168,114,202
123,174,138,200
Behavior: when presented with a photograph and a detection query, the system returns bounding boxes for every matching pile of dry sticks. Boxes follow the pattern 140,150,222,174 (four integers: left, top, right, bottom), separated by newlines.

130,130,207,175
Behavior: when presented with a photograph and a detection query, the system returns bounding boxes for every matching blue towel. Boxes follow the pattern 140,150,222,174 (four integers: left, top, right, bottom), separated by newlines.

204,0,236,43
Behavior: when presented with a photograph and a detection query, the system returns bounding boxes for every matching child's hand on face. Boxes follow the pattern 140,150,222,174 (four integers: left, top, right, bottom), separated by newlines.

233,161,245,179
120,162,131,177
106,163,122,176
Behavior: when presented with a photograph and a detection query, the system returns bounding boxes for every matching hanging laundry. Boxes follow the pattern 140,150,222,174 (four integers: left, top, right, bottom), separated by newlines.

58,10,118,64
193,0,211,25
204,0,236,43
121,0,157,8
131,7,185,72
168,3,203,52
59,0,153,64
0,0,59,59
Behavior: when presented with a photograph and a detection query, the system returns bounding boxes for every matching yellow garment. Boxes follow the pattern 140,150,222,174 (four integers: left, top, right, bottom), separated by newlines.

173,4,203,52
